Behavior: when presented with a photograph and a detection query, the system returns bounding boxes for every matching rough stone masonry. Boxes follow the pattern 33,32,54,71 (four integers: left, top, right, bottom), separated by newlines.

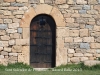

0,0,100,66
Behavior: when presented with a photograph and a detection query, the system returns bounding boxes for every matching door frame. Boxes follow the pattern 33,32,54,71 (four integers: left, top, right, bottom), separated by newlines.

19,4,67,67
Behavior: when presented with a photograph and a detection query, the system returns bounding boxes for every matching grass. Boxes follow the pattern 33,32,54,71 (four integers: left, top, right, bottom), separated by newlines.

0,62,100,75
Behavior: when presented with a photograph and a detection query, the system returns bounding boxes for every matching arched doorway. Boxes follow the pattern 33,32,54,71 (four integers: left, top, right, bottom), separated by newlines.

30,14,56,68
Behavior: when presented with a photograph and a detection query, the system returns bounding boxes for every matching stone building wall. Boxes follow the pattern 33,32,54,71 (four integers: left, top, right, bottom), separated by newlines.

0,0,100,66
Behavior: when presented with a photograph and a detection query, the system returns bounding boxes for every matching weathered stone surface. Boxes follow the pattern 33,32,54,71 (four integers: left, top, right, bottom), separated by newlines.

70,43,80,49
80,57,88,61
96,49,100,53
58,4,69,8
88,0,98,4
67,0,75,4
0,55,4,59
76,0,87,4
83,37,94,42
0,19,3,23
35,4,52,14
94,5,100,11
9,56,17,61
50,7,66,27
68,54,73,57
94,26,100,31
84,60,100,66
45,0,52,4
4,47,11,52
69,30,79,37
90,43,100,48
98,0,100,3
83,5,90,10
13,18,20,23
0,30,6,35
16,0,28,3
0,47,3,51
57,27,69,37
76,18,88,23
0,41,8,47
16,15,23,18
23,28,29,39
84,53,93,57
20,7,36,27
65,37,73,43
2,3,10,6
19,6,28,11
1,51,8,55
40,0,44,3
11,2,24,7
17,28,22,33
0,24,7,29
87,10,98,14
66,18,74,23
66,23,79,28
9,53,18,56
81,14,92,18
0,58,8,66
16,39,29,45
86,25,93,30
74,37,82,42
9,40,15,45
4,0,15,2
96,37,100,42
1,35,10,41
70,57,80,63
8,23,19,29
6,29,17,33
3,11,11,16
71,14,80,18
56,48,67,66
74,53,83,56
13,11,24,15
80,29,89,37
57,38,64,48
29,0,39,3
55,0,66,4
80,24,85,29
12,46,22,53
10,33,21,39
80,43,90,49
68,49,75,53
4,19,12,24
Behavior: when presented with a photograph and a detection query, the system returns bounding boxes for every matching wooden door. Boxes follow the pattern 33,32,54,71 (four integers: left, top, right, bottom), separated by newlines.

30,21,52,68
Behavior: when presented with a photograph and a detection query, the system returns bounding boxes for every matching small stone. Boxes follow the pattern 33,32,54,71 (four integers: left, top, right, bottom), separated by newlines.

58,4,69,9
16,39,29,45
9,56,17,61
19,6,28,11
65,37,73,43
9,40,15,45
70,57,80,63
4,0,15,2
13,33,21,39
8,23,19,29
45,0,52,4
0,24,7,29
80,57,88,61
13,11,24,15
96,37,100,42
16,15,23,18
88,0,98,4
11,2,24,7
96,49,100,53
29,0,39,3
98,0,100,3
90,43,100,48
1,51,8,55
86,25,93,30
0,58,8,66
4,47,12,52
68,49,75,53
55,0,66,4
12,46,22,53
74,53,83,56
3,11,11,16
80,43,90,49
76,0,87,4
6,29,17,33
74,37,82,42
94,26,100,31
0,30,6,35
16,0,28,2
67,0,75,4
66,18,74,23
0,55,4,59
69,30,79,37
83,37,94,42
0,47,3,51
80,29,89,37
0,41,8,47
40,0,44,3
84,53,93,56
4,19,12,24
17,28,22,33
9,53,18,56
83,5,90,10
68,54,73,57
79,10,86,14
1,35,10,41
13,18,20,23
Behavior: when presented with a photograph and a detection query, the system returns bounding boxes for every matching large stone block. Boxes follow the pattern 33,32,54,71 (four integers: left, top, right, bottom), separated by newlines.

0,41,8,47
80,29,89,37
16,39,29,45
0,24,7,29
65,37,73,43
8,23,19,29
66,18,74,23
1,35,10,41
76,0,87,4
66,23,79,28
83,5,90,10
12,46,22,53
55,0,66,4
88,0,98,4
4,47,11,52
67,0,75,4
94,26,100,31
23,28,29,39
0,30,6,35
80,43,90,49
56,48,67,66
56,38,64,48
69,30,79,37
11,2,24,7
70,57,80,63
0,58,8,66
90,43,100,48
80,57,88,61
9,40,15,45
94,5,100,11
9,56,17,61
83,37,94,42
50,7,66,27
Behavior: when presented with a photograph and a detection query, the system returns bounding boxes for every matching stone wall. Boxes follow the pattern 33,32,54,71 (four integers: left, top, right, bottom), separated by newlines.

0,0,100,66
